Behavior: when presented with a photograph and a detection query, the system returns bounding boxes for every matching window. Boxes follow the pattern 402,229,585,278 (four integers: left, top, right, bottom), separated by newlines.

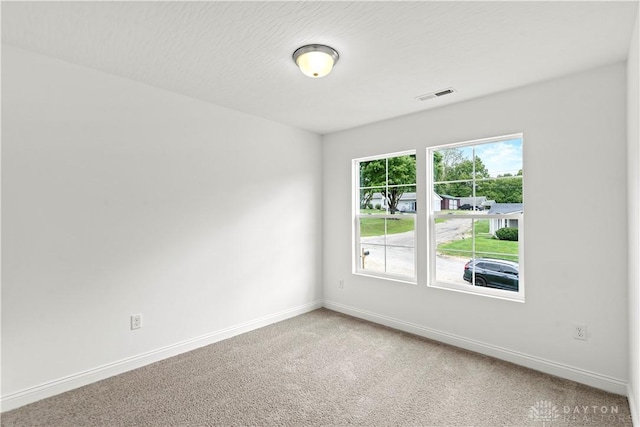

428,134,524,301
354,151,416,282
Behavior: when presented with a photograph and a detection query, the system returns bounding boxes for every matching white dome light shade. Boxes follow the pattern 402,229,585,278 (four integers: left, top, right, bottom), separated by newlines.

293,44,339,78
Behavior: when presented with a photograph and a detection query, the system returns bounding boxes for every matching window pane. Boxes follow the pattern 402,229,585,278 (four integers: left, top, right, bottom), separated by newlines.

359,244,385,274
386,217,415,247
434,211,521,290
430,136,523,298
435,217,473,251
485,217,519,262
358,215,415,278
355,151,416,282
475,138,523,177
436,249,471,285
434,139,523,207
458,191,484,211
433,147,473,184
388,155,416,185
435,217,473,284
360,188,385,212
360,217,386,241
468,258,519,292
387,246,415,277
470,215,519,292
388,186,416,213
476,176,523,207
359,159,386,188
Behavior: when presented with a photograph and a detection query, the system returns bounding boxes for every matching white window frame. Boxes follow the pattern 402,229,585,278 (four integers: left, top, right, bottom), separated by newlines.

427,134,524,302
353,150,417,283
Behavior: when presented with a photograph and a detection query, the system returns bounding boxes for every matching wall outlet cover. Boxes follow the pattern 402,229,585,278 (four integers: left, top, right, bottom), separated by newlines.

131,314,142,330
573,323,587,340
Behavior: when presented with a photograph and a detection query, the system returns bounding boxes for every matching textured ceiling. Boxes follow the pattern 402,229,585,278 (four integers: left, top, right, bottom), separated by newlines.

2,1,638,135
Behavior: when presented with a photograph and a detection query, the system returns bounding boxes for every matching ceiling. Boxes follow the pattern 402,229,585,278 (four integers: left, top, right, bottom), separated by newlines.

2,1,638,135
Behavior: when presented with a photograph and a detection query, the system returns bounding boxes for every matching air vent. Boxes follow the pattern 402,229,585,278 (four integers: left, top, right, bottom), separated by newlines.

416,87,456,102
435,89,454,97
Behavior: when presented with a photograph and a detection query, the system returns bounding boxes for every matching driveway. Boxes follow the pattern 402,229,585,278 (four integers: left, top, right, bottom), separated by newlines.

435,216,473,244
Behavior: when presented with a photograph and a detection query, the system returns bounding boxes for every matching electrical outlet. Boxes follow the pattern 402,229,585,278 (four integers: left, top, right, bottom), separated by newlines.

338,279,344,289
131,314,142,330
573,323,587,341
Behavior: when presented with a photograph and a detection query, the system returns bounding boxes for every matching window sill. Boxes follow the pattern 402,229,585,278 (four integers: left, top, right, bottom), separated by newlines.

428,280,525,303
354,272,417,286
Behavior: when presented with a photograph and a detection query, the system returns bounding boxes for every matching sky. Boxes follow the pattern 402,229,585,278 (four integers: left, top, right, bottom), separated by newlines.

459,137,523,177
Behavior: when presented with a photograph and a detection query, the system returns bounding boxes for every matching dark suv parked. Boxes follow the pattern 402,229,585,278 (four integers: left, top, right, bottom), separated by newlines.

459,204,482,211
463,258,519,292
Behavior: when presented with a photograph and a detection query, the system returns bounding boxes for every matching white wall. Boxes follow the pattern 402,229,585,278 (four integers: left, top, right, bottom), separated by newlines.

323,63,629,393
627,9,640,425
1,46,323,408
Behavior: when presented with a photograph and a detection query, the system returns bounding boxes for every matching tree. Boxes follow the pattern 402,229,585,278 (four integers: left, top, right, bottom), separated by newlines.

433,151,444,183
477,174,523,203
385,155,416,213
434,152,489,197
441,148,465,180
359,159,385,209
359,155,416,213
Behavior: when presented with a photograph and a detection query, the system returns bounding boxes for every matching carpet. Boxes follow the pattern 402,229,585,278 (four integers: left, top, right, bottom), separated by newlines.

1,308,632,426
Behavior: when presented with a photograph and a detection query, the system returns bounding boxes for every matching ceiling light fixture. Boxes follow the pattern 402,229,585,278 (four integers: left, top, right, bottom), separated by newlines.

292,44,339,78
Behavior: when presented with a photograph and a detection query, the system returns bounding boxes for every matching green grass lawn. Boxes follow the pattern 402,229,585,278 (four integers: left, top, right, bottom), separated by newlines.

360,216,414,237
437,219,519,262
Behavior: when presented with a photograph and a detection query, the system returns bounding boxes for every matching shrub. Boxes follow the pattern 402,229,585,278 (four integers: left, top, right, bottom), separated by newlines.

375,204,381,210
496,227,518,241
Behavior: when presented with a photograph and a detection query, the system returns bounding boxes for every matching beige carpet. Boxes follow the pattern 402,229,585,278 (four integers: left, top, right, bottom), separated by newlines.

1,308,632,426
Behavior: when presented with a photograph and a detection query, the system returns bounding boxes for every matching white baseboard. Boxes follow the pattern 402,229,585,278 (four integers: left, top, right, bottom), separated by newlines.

629,385,639,427
323,300,628,396
1,300,323,412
